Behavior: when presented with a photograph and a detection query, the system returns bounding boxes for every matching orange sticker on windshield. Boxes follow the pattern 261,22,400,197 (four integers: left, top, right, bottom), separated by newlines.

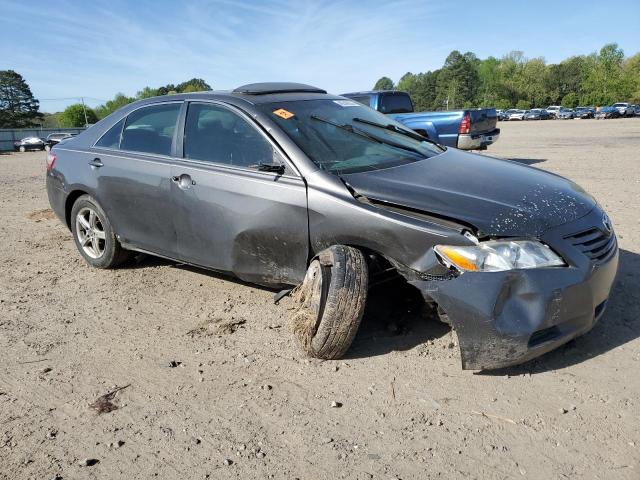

273,108,295,119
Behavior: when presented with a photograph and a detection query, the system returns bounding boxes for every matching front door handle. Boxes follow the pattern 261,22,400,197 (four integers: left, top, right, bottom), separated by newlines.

88,158,103,168
171,174,195,189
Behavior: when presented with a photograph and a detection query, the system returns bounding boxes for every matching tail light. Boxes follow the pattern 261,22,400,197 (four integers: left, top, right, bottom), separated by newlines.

46,152,57,171
459,113,471,134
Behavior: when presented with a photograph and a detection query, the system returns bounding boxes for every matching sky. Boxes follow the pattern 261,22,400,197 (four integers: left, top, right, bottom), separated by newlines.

1,0,639,112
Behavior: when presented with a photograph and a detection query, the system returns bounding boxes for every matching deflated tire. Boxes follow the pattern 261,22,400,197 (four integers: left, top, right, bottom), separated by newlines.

292,245,368,359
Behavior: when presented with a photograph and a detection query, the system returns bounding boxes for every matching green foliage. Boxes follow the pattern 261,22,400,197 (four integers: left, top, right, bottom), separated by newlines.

376,43,639,110
176,78,211,92
157,78,212,96
394,71,438,111
94,93,135,119
561,92,579,108
59,104,98,127
136,86,159,99
95,78,212,119
0,70,43,128
373,76,394,90
40,112,62,128
434,51,479,109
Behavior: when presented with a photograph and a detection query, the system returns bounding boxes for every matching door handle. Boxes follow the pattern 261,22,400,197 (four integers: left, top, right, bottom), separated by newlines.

88,158,103,168
171,174,196,189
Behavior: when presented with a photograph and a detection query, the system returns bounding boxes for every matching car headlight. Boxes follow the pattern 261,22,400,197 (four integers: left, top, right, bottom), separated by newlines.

434,240,565,272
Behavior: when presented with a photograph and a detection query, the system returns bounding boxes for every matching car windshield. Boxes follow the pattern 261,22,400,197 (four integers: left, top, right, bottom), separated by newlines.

258,99,444,174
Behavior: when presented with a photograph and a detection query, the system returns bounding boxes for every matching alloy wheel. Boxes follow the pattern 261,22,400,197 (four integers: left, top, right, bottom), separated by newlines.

75,207,106,259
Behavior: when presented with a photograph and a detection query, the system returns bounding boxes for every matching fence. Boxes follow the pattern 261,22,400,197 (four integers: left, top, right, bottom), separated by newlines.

0,127,87,152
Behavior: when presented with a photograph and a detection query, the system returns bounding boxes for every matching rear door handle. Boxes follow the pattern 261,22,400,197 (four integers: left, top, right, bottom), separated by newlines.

88,158,103,168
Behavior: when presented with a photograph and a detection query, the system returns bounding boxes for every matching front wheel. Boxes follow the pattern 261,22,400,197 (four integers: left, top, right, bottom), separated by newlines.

291,245,368,359
19,146,25,152
70,195,131,268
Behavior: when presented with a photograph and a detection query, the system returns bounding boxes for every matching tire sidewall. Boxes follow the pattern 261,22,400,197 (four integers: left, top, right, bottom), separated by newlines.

307,246,368,359
70,195,120,268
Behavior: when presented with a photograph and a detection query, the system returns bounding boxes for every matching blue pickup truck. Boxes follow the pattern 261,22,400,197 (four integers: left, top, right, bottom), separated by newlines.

341,90,500,150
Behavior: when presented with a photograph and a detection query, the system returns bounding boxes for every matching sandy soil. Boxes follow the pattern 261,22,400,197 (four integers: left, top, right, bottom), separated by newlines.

1,118,639,480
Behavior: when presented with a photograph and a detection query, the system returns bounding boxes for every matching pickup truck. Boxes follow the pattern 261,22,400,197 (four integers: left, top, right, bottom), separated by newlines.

340,90,500,150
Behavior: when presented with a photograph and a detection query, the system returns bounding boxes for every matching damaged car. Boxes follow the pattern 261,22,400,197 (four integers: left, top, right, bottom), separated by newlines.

46,82,619,370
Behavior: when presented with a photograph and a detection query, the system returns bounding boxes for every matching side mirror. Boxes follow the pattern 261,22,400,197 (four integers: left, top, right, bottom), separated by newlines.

257,162,285,175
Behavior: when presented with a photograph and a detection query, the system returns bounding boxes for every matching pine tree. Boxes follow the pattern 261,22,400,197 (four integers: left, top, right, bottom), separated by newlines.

0,70,43,128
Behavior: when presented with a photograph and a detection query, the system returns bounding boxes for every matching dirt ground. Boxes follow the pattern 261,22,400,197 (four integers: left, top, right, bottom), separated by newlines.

1,118,639,480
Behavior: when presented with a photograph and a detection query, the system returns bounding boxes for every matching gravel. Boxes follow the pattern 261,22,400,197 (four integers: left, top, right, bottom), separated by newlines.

1,119,638,479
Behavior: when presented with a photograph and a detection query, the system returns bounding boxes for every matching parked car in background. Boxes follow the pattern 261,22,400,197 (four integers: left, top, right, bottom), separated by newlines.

506,109,526,121
557,108,575,120
612,102,634,117
524,108,550,120
634,105,640,117
13,137,46,152
595,107,620,119
546,105,562,118
46,82,618,370
574,107,595,119
498,110,511,121
340,90,499,150
45,133,77,151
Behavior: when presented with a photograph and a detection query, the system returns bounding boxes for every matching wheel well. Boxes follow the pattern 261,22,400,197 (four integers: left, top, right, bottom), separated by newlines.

64,190,88,230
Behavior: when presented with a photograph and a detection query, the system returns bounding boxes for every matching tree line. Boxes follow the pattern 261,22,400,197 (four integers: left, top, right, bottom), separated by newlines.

0,73,211,128
2,42,639,128
373,43,640,111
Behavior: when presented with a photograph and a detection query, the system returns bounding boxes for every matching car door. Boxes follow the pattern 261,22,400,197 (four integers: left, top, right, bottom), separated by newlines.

91,102,181,257
171,101,309,286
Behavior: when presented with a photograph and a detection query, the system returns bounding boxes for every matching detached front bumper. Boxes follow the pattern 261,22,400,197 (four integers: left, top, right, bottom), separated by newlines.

410,213,619,370
457,128,500,150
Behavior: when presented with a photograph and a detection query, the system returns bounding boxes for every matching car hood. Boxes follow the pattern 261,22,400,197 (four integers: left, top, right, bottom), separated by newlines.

341,148,596,237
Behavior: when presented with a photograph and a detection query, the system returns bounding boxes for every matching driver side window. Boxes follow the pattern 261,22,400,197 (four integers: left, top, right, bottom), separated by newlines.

184,103,275,168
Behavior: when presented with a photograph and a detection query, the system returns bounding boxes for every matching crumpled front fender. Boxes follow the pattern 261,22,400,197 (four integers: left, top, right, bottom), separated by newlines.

409,250,618,369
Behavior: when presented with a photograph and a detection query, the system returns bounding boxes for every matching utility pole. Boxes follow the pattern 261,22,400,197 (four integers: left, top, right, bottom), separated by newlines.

80,97,89,127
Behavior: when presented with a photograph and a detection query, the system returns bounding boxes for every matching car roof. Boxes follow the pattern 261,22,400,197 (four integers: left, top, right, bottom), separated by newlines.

128,82,342,107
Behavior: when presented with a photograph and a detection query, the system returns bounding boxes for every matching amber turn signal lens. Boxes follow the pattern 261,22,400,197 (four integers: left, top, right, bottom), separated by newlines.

434,245,479,272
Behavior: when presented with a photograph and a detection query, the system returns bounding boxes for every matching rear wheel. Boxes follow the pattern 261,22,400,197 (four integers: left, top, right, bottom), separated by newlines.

19,146,25,152
70,195,131,268
291,245,368,359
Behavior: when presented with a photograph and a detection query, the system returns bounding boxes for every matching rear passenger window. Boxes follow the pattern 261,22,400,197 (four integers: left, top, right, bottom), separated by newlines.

120,103,181,156
95,118,125,149
184,103,273,168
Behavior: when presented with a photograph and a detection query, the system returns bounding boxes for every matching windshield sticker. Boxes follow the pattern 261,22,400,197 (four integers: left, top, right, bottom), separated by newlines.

333,100,360,107
273,108,295,119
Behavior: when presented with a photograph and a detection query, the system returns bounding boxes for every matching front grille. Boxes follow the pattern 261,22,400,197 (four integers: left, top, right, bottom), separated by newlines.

564,228,617,263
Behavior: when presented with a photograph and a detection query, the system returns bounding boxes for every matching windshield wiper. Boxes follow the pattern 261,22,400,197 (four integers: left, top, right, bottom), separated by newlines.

310,115,383,145
352,117,440,145
311,115,425,156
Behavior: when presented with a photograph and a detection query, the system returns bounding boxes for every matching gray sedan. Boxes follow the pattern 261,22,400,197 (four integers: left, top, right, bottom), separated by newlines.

46,83,618,370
